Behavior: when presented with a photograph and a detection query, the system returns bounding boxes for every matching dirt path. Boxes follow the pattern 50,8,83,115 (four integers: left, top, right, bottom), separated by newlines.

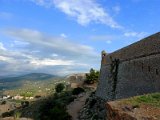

67,93,89,120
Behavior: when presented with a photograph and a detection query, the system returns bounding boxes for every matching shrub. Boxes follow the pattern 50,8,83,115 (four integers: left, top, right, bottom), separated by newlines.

1,101,6,105
55,83,65,93
85,68,99,84
38,91,74,120
89,99,97,108
21,101,29,108
72,87,85,95
2,111,13,117
14,111,21,120
49,106,72,120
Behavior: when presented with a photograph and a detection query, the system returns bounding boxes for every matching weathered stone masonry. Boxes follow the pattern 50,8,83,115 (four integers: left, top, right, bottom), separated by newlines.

96,32,160,101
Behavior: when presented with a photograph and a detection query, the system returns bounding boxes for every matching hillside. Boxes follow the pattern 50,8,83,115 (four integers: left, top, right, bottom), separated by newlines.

0,73,58,91
0,73,57,83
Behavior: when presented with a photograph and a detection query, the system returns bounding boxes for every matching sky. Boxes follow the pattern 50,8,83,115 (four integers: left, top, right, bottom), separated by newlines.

0,0,160,76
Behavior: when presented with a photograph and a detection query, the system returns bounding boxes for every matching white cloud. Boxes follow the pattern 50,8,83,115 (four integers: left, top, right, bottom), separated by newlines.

13,40,29,46
30,58,73,66
30,0,148,41
31,0,122,28
51,53,58,57
124,32,137,37
124,31,147,38
4,28,97,56
106,40,112,44
0,42,6,50
0,55,12,61
60,33,67,38
0,47,91,76
54,0,122,28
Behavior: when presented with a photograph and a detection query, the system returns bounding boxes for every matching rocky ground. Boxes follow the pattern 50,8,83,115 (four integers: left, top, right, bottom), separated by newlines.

106,98,160,120
78,92,107,120
76,92,160,120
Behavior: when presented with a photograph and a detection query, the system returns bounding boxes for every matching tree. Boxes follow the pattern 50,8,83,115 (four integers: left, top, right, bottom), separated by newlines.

55,83,65,93
85,68,99,84
72,87,85,95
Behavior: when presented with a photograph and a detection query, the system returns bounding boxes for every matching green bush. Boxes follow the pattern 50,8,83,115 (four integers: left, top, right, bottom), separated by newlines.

14,111,21,120
85,68,99,84
72,87,85,95
39,102,71,120
49,106,71,120
55,83,65,93
38,91,74,120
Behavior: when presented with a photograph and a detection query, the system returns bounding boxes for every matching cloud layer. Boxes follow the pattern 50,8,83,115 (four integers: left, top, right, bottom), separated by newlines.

0,28,99,76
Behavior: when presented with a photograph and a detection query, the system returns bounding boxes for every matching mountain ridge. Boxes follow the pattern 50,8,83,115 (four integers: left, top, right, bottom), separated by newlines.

0,73,58,91
0,73,57,82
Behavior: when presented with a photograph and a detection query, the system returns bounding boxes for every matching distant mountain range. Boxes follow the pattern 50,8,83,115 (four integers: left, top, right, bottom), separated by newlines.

0,73,57,82
0,73,58,90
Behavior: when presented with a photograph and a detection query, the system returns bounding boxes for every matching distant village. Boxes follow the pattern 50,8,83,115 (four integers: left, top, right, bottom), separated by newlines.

0,73,87,101
0,94,34,101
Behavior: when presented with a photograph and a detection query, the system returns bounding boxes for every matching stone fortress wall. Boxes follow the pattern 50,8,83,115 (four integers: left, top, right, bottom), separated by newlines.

96,32,160,101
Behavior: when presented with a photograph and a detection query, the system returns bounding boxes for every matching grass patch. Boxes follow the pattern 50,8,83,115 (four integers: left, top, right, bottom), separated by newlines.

124,93,160,108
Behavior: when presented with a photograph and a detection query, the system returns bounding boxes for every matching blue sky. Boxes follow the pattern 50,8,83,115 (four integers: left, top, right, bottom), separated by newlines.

0,0,160,76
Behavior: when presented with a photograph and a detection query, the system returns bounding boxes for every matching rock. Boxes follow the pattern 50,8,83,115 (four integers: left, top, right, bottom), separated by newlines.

78,92,107,120
122,105,133,112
